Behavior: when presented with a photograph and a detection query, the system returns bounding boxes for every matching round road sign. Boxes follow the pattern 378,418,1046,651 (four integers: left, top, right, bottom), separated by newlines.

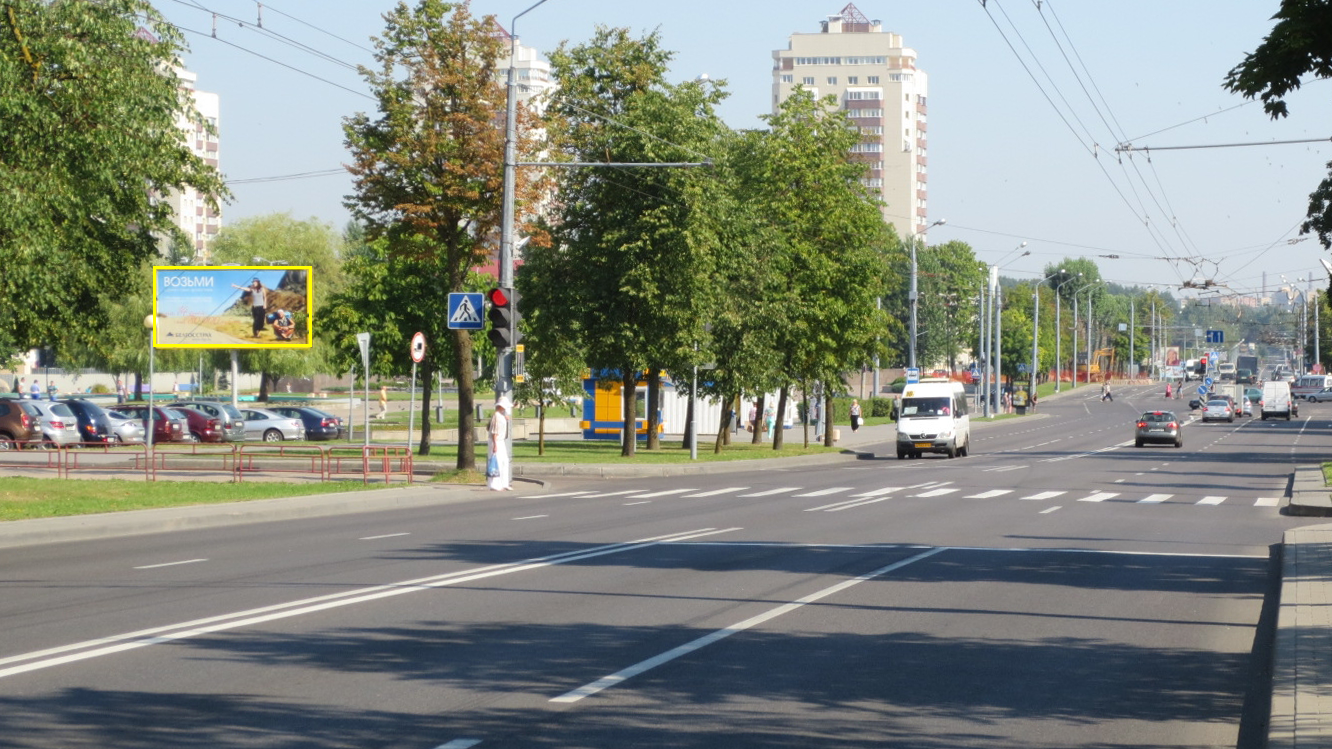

410,331,427,363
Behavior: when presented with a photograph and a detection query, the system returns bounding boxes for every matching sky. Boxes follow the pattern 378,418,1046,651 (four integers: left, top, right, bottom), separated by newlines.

156,268,287,317
152,0,1332,303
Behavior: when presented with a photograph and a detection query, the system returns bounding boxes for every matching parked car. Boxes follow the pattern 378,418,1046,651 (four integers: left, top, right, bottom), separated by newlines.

60,398,116,444
1202,399,1235,423
108,404,187,443
26,401,81,447
1307,387,1332,403
238,408,305,442
163,404,227,443
104,410,146,444
269,406,343,441
0,397,44,449
1135,410,1183,448
169,401,246,442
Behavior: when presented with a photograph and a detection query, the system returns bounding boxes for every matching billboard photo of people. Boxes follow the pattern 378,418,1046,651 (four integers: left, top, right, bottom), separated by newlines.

152,266,313,349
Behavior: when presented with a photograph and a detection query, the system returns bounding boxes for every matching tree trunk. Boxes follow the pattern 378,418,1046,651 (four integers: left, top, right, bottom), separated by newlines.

452,328,477,471
538,391,546,457
133,371,143,401
258,371,270,402
723,394,736,446
620,368,637,457
772,384,789,449
417,366,433,456
751,394,765,444
682,382,695,450
646,369,661,450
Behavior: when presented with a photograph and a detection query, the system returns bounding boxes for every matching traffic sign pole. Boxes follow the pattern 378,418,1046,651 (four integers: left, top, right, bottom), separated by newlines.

408,332,426,453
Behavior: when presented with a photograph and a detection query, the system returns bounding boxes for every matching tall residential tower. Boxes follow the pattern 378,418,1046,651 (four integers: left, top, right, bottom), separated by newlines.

772,3,929,240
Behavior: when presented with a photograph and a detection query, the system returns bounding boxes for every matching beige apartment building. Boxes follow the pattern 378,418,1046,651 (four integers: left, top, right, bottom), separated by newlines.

772,3,929,241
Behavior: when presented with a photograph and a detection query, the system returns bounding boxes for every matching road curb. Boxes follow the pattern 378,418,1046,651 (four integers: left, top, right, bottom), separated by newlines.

1286,464,1331,516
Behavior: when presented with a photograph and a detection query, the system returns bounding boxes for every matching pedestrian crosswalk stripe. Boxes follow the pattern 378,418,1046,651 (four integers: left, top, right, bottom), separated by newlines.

794,487,853,497
1196,496,1226,505
1078,492,1119,503
633,489,695,498
851,487,902,498
914,488,959,498
1255,497,1280,507
740,487,801,497
580,490,644,498
1138,494,1172,503
965,489,1012,499
1021,491,1065,500
683,487,749,498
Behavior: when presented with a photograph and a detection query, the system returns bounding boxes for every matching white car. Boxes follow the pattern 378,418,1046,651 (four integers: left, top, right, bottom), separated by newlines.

1202,399,1234,423
26,400,81,447
239,408,305,442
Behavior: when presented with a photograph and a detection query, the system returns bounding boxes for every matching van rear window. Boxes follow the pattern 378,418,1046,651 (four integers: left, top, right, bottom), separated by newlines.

901,397,951,417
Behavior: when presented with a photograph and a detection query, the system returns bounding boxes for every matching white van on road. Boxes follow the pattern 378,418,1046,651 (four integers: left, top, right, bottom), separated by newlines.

896,379,970,459
1261,380,1294,420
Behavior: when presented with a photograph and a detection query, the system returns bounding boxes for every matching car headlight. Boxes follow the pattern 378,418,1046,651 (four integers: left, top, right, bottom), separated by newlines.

938,427,954,440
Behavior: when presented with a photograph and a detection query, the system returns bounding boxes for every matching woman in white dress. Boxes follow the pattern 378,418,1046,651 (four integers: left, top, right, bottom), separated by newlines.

487,396,512,491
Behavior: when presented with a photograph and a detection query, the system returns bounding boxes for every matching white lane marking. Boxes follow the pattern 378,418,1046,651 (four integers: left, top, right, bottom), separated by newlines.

133,559,207,570
433,740,482,749
805,495,882,512
907,481,945,489
623,501,651,506
793,487,853,497
987,465,1026,472
0,527,740,679
1255,497,1281,507
550,546,949,704
965,489,1012,499
578,490,643,498
912,488,959,498
1197,496,1226,505
739,487,800,497
1077,492,1119,503
1137,494,1172,504
1113,479,1125,483
633,489,695,498
359,533,410,540
683,487,749,498
518,491,591,499
850,487,902,498
1040,506,1061,514
1021,491,1065,500
513,515,548,521
825,495,901,512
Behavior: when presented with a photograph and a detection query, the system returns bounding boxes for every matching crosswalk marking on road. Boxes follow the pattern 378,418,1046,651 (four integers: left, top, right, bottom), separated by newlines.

1255,497,1281,507
1196,496,1226,505
913,488,959,498
965,489,1013,499
1078,492,1119,503
633,489,695,498
1138,494,1172,504
1021,491,1066,500
740,487,801,497
851,487,902,498
579,490,645,499
794,487,853,497
683,488,749,498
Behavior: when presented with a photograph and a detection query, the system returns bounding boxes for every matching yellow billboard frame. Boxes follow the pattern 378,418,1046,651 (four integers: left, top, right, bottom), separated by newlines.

152,265,314,349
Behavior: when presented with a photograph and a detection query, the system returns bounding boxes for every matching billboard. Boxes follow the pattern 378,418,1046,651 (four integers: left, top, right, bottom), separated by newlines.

152,266,313,349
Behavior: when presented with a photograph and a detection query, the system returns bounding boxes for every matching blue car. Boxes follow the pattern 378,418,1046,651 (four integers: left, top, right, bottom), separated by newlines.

269,406,343,441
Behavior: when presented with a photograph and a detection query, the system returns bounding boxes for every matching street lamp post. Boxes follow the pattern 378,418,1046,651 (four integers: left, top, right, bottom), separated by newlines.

909,219,946,370
1031,270,1064,398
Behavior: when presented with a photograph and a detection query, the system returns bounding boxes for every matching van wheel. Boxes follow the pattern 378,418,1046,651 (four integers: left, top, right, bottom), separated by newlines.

945,443,957,459
958,439,968,458
896,447,907,460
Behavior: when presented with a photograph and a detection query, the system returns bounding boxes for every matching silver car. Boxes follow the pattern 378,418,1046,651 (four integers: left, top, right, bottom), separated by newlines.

239,408,305,442
104,411,146,444
26,400,81,447
1202,398,1235,423
1307,387,1332,403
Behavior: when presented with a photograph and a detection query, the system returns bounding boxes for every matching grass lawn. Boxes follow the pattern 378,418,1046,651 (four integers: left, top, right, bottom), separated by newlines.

0,477,378,522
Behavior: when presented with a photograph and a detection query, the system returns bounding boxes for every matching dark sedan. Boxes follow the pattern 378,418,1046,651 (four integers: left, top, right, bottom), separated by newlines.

269,406,343,441
59,398,116,444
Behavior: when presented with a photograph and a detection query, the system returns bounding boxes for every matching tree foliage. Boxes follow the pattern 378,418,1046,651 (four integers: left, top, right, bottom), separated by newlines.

0,0,226,355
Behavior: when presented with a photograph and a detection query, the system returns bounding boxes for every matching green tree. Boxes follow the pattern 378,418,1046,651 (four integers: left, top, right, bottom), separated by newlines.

544,27,730,456
0,0,226,355
1226,2,1332,252
209,214,345,399
339,0,544,463
916,240,983,372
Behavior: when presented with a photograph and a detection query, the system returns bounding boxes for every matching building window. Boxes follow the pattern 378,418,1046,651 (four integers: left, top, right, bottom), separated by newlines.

847,76,859,85
781,74,793,83
867,76,879,84
802,77,815,85
827,76,837,85
862,126,883,135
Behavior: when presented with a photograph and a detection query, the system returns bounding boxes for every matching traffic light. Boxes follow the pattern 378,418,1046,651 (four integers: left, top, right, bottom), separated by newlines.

1196,355,1208,376
486,287,521,349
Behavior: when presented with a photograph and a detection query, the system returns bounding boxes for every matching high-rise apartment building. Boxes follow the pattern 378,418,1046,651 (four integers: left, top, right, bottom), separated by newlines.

169,66,221,261
772,3,929,240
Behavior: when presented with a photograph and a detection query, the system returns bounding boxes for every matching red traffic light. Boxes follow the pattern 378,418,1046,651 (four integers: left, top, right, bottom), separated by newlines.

487,287,510,307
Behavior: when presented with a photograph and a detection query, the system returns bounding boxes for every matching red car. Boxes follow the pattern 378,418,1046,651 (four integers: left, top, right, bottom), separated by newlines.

108,405,188,443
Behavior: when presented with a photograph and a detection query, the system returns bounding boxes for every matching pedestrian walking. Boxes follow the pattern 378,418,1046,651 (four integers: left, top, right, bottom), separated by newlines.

764,404,776,439
1165,382,1172,399
116,378,126,404
849,399,862,432
486,396,512,491
30,379,40,399
1101,381,1114,402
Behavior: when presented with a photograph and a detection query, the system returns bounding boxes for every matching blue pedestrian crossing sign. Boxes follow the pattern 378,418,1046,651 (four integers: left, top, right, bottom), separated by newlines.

447,292,484,330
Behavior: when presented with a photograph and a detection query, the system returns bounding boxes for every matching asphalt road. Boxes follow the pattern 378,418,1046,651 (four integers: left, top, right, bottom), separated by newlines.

0,381,1317,748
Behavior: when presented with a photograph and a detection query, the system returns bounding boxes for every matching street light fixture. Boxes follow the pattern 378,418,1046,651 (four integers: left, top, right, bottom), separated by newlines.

909,218,946,370
1031,269,1064,398
1071,280,1105,387
1053,271,1081,392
